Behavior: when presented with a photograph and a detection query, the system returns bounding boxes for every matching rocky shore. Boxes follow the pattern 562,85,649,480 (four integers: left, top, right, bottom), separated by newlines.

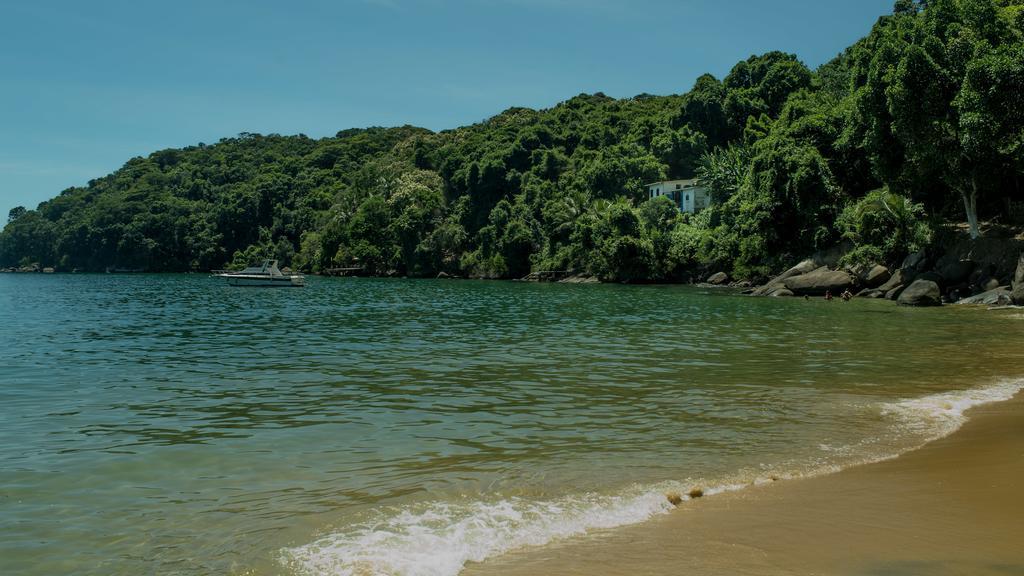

724,229,1024,307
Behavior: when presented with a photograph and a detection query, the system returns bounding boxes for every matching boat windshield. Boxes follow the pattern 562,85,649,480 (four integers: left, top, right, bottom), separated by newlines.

237,260,282,276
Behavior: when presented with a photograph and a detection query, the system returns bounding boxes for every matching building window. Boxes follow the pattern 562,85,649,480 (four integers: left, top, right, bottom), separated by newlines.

676,184,681,190
685,194,689,201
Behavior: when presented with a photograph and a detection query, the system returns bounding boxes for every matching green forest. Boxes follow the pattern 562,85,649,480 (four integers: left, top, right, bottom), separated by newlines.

4,0,1024,281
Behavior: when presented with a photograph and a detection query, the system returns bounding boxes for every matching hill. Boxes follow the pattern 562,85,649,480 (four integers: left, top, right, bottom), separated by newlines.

4,0,1024,282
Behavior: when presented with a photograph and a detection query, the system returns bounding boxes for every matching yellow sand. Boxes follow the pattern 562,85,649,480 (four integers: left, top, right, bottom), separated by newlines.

466,394,1024,576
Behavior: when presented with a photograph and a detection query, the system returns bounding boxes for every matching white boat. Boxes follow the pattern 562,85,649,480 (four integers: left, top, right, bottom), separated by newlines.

216,260,305,287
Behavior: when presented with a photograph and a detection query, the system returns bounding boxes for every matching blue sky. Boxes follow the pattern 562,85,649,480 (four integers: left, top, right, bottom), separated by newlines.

0,0,893,218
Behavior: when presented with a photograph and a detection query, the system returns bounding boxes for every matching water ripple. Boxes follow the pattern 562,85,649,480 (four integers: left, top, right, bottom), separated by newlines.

1,274,1022,576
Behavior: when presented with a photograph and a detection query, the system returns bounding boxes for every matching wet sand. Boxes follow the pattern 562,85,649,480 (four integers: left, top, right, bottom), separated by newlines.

467,393,1024,576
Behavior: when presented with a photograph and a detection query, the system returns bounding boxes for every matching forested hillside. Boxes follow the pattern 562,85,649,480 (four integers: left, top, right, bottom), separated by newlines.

4,0,1024,281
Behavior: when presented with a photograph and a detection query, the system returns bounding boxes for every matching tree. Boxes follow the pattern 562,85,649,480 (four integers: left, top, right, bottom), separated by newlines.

7,206,26,223
956,42,1024,215
696,144,751,204
852,0,1018,238
679,74,730,146
651,125,708,178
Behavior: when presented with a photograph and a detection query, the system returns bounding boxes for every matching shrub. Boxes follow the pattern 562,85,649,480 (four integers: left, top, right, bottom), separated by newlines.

837,189,931,268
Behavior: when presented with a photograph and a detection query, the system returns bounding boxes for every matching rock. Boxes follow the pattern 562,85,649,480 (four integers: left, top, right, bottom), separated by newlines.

937,259,974,285
885,285,906,300
877,274,900,294
783,267,856,296
857,288,886,299
897,280,943,307
810,241,854,269
902,251,929,273
559,274,599,284
769,288,795,297
916,271,945,288
751,260,819,296
864,265,891,288
956,287,1012,306
1013,284,1024,306
751,283,783,297
878,268,915,294
781,259,820,279
706,272,729,285
981,277,1001,292
946,283,971,302
436,271,453,279
968,266,986,286
1015,252,1024,290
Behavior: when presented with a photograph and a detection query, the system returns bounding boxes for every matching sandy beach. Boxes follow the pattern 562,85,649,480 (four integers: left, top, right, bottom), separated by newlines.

467,391,1024,576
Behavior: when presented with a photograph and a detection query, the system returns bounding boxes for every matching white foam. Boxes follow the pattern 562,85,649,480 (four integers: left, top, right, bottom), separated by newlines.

282,380,1024,576
881,379,1024,442
282,489,674,576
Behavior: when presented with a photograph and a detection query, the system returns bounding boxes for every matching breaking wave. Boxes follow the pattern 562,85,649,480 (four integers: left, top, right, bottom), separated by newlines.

880,378,1024,442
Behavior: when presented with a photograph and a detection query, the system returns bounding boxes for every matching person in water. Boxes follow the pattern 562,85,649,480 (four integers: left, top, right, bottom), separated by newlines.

825,290,833,301
841,289,854,301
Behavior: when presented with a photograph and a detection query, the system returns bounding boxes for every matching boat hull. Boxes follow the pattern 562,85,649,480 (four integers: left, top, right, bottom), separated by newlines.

224,275,304,287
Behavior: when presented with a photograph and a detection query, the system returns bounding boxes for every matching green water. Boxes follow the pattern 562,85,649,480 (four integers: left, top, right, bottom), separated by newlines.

1,274,1021,576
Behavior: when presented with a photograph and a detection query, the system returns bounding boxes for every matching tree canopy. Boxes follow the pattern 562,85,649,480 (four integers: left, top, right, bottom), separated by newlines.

4,0,1023,280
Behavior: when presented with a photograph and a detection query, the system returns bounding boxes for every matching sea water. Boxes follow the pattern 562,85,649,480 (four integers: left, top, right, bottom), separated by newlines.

1,274,1021,576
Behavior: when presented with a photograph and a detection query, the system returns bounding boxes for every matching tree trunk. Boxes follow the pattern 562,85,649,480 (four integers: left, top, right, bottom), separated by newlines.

963,178,980,239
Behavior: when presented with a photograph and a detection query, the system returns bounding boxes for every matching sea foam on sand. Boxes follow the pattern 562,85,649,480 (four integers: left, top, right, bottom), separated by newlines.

881,378,1024,442
282,379,1024,576
281,490,674,576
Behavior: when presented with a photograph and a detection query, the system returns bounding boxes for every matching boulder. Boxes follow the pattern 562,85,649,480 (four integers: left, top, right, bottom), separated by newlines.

897,280,943,307
786,259,821,277
878,268,913,294
559,274,599,284
956,287,1012,306
751,283,783,297
946,283,971,303
885,285,906,300
706,272,729,285
902,251,929,273
751,259,819,296
937,259,975,285
783,267,856,296
916,271,945,288
1015,252,1024,290
1013,284,1024,306
857,288,886,299
769,288,795,297
981,277,1001,292
864,265,891,288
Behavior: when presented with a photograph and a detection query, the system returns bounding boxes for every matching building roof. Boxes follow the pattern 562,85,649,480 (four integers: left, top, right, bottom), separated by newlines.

645,178,702,188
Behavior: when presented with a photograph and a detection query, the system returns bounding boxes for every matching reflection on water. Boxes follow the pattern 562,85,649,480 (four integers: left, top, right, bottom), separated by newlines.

0,274,1021,576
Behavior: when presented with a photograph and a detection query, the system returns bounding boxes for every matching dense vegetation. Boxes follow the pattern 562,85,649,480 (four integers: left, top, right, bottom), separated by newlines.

4,0,1024,281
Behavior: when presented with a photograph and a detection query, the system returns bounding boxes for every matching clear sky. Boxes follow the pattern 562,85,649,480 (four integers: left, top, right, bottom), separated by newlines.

0,0,894,218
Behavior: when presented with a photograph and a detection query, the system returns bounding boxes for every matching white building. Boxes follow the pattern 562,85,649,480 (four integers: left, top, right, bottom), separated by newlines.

646,179,710,214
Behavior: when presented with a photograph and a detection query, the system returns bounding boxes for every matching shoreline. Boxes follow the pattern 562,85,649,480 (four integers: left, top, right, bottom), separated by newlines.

466,390,1024,576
